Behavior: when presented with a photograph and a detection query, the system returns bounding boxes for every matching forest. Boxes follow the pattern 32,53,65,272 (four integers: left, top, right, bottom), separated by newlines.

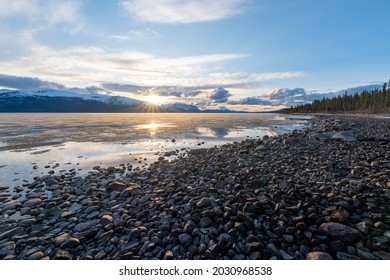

284,82,390,114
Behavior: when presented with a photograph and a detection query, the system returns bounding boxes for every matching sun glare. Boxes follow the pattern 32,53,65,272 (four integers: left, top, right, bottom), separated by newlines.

144,95,164,105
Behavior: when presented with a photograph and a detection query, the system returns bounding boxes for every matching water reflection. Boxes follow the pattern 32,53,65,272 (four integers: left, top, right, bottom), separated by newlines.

0,113,311,190
210,127,229,139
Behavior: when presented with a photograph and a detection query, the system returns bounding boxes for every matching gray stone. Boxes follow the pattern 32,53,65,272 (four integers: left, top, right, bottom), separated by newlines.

196,198,212,208
60,237,80,249
306,251,333,260
44,207,62,221
106,181,127,193
54,233,70,246
0,227,24,241
267,243,281,258
373,251,390,260
120,184,143,198
336,252,360,260
22,198,42,208
178,234,193,245
280,249,294,260
0,242,15,257
74,219,99,232
101,215,113,226
199,217,213,227
54,250,72,260
355,221,370,235
27,251,44,260
319,222,360,243
243,202,261,214
357,249,379,260
331,132,357,142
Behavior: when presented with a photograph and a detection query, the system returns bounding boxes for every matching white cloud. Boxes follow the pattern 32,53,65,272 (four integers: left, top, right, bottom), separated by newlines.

121,0,248,23
108,29,160,41
0,0,81,25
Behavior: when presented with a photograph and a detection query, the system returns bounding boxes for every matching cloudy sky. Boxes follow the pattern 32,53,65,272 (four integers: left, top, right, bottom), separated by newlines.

0,0,389,111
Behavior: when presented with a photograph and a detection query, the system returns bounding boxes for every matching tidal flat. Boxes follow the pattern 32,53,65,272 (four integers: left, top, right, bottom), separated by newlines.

0,114,389,260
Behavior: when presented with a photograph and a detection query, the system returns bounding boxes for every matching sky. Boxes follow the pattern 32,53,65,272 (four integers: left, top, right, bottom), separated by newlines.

0,0,389,111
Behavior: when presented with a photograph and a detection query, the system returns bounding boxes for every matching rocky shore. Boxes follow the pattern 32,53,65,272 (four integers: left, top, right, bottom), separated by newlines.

0,115,389,260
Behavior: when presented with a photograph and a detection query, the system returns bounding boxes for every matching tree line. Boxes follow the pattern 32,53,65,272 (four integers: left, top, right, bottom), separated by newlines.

284,81,390,114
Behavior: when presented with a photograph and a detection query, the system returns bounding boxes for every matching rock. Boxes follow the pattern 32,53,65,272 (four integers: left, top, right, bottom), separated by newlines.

120,184,143,198
267,244,281,258
106,181,127,193
27,251,44,260
183,220,195,234
355,221,370,235
178,234,193,245
199,217,213,228
243,202,261,214
196,198,212,208
0,242,15,257
54,233,70,246
22,198,42,208
246,242,262,253
54,250,72,260
373,251,390,260
319,222,360,243
331,132,357,142
60,237,80,249
0,227,24,241
306,251,333,260
101,215,113,226
44,207,62,221
279,249,294,260
357,249,379,260
74,219,99,232
336,252,360,260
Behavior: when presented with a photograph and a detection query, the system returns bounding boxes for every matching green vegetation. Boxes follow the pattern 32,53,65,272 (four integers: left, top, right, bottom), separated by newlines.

285,82,390,114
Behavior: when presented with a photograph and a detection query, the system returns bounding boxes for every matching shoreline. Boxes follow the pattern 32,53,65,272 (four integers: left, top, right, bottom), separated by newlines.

0,115,389,260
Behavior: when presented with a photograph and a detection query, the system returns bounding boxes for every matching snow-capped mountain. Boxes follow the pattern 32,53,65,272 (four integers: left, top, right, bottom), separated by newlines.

0,89,203,113
161,103,201,112
0,89,142,105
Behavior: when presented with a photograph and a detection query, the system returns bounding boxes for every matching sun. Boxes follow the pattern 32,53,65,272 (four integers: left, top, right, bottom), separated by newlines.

144,95,164,105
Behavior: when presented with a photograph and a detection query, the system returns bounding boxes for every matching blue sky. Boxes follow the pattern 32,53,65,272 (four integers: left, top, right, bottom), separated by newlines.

0,0,389,111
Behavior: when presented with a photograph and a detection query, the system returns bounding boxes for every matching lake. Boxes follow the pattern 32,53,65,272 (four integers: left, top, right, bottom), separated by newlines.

0,113,311,190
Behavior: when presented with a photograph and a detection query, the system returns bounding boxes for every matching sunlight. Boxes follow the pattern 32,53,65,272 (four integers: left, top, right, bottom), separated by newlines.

143,95,164,105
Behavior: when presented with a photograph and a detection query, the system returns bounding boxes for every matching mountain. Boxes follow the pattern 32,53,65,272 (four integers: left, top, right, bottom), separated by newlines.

160,103,202,113
0,89,202,113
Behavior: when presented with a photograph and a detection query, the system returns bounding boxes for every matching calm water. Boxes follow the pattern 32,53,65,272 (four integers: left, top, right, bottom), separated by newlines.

0,113,311,190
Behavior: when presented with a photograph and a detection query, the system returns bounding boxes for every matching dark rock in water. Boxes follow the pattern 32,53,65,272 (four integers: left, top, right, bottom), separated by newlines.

306,251,333,260
106,181,127,193
196,198,212,208
319,222,360,243
178,234,193,245
331,132,357,142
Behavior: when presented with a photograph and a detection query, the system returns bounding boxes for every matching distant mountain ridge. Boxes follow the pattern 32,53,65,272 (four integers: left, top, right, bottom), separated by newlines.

0,89,206,113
